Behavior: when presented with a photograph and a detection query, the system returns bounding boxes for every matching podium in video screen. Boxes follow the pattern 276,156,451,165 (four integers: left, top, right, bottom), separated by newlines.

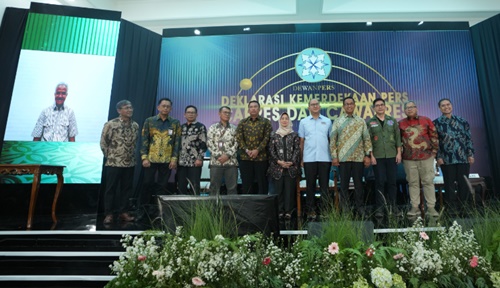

157,195,279,236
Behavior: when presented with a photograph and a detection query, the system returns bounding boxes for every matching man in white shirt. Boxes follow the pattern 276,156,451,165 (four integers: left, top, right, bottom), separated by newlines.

32,82,78,142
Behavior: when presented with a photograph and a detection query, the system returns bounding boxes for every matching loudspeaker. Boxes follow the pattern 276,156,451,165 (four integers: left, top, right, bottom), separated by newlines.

157,195,280,236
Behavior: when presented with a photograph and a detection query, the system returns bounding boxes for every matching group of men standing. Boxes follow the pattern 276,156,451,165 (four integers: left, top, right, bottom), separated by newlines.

297,97,474,220
99,95,474,224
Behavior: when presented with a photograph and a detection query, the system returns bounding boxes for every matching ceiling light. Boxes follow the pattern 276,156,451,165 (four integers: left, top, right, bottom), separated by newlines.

366,22,372,26
194,29,201,35
418,21,424,26
243,27,251,32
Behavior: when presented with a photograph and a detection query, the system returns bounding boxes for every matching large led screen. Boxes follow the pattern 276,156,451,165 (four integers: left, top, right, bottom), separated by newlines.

0,8,120,184
158,31,490,177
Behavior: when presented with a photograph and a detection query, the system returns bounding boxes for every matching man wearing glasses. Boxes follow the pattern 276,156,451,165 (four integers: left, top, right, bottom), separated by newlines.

367,98,402,217
100,100,139,224
207,106,239,195
177,105,207,195
32,82,78,142
330,97,372,217
399,101,439,217
299,98,333,220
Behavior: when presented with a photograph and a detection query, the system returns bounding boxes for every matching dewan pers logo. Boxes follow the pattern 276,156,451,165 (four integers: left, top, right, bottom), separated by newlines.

295,48,332,83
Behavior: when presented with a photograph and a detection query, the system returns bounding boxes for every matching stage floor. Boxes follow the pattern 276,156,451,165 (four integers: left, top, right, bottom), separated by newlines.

0,183,494,232
0,208,482,233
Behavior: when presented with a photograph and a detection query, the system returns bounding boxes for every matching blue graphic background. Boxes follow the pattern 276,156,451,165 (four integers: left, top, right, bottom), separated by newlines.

158,30,489,176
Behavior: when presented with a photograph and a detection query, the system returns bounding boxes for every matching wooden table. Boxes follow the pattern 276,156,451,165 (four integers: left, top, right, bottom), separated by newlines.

0,164,65,229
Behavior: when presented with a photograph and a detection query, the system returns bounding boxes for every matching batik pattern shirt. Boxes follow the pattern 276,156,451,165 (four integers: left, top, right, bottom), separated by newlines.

140,115,181,164
207,122,238,167
367,115,402,158
32,104,78,142
100,117,139,167
267,132,301,180
330,114,372,162
236,116,272,161
433,115,474,164
179,122,207,167
399,115,438,161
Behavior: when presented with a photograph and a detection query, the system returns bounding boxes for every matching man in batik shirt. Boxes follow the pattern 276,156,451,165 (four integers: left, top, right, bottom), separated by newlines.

207,106,239,195
433,98,474,212
32,82,78,142
330,97,372,217
178,105,207,195
138,98,181,211
100,100,139,224
399,101,439,217
236,100,272,194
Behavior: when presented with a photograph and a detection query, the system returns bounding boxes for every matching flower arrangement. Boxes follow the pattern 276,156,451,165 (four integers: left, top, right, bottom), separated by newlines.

107,216,499,288
391,218,492,287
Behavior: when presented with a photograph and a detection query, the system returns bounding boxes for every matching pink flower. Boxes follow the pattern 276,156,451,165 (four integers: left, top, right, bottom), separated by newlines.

262,256,271,266
328,242,339,255
393,253,404,260
365,248,374,258
470,255,479,268
192,276,205,286
420,232,429,240
137,255,146,261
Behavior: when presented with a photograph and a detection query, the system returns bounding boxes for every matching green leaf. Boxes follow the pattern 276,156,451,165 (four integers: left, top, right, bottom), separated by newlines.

409,277,419,288
475,277,488,288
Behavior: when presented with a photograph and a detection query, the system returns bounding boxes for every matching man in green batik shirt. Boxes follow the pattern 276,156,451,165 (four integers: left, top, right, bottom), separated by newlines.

236,100,272,194
138,98,181,213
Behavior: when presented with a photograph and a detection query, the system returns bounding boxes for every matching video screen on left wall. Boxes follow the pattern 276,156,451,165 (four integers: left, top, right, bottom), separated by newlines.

0,9,121,184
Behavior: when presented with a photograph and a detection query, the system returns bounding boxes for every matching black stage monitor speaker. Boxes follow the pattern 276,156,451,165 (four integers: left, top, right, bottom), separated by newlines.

157,195,280,236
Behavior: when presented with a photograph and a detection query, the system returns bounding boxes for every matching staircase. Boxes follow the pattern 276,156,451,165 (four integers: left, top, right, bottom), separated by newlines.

0,230,140,287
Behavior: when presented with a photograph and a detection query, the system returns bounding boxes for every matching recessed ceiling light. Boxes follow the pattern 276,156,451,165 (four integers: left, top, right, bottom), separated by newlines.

418,21,424,26
243,27,251,32
194,29,201,35
366,22,372,26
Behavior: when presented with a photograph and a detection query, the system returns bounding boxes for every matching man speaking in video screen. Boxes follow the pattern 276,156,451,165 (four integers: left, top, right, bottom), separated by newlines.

32,82,78,142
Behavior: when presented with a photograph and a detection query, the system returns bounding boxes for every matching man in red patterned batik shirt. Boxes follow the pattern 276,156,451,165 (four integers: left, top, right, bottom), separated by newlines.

399,101,439,217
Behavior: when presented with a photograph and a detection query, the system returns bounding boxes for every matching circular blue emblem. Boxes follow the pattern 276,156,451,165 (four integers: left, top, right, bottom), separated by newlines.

295,48,331,83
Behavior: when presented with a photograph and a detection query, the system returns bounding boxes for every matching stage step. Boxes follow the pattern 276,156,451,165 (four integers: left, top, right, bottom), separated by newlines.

0,231,140,287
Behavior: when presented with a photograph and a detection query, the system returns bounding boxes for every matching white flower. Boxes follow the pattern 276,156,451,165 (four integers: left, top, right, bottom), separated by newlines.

214,235,225,241
371,267,393,288
152,269,165,279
